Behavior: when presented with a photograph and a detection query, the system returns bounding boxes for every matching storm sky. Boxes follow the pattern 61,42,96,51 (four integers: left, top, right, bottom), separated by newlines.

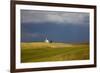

21,10,89,43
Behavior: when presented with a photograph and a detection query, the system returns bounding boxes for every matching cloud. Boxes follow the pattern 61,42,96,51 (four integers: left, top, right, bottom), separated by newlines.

21,10,89,25
22,33,46,38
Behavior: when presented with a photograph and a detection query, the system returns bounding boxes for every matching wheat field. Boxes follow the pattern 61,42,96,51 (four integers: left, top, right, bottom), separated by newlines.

21,42,89,63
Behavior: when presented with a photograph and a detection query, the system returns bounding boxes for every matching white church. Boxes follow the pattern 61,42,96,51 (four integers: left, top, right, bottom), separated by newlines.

44,37,49,43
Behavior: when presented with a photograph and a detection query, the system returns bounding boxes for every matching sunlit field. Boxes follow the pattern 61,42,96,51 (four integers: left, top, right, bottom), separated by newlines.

21,42,89,63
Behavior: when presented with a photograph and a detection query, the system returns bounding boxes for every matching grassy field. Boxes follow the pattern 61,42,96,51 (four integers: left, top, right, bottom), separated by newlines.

21,42,89,63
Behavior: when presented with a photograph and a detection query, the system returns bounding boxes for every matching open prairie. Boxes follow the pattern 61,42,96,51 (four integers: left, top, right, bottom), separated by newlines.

21,42,89,63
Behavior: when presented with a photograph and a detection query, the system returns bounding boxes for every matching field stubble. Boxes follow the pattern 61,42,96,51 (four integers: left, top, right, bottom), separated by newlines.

21,42,89,63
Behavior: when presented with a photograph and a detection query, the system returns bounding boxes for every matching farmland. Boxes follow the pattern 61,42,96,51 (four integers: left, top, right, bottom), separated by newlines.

21,42,89,63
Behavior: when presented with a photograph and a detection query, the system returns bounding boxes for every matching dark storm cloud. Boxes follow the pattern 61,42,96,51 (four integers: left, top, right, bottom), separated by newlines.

21,10,89,25
21,10,89,43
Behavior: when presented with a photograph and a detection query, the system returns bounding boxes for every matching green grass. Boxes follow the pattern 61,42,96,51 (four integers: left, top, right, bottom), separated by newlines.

21,42,89,63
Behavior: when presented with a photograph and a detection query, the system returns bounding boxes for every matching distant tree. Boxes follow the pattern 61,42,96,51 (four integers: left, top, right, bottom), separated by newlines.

49,40,53,43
